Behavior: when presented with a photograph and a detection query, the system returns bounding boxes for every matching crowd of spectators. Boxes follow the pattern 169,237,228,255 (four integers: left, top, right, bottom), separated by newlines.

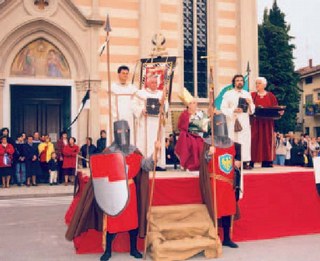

1,124,316,189
274,132,320,167
0,127,107,188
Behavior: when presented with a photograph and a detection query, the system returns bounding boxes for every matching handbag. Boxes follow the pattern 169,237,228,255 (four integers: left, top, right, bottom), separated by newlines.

234,118,243,132
3,153,12,166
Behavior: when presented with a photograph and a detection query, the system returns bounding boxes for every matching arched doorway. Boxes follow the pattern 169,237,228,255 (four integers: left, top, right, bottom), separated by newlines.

10,85,71,140
9,38,72,140
10,38,71,139
0,12,102,143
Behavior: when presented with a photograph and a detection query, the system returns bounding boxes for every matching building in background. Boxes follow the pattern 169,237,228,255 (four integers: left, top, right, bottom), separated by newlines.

0,0,258,144
297,59,320,138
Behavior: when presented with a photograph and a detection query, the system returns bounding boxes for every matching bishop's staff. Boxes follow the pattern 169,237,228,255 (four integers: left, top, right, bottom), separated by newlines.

99,15,113,142
143,81,167,259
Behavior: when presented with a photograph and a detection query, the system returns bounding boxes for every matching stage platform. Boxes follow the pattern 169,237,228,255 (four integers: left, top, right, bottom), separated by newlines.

154,164,313,178
66,165,320,254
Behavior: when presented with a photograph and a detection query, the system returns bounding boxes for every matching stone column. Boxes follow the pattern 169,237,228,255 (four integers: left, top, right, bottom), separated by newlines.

88,79,101,143
239,0,258,90
75,80,87,145
139,0,161,57
0,79,5,127
75,79,101,145
91,0,100,19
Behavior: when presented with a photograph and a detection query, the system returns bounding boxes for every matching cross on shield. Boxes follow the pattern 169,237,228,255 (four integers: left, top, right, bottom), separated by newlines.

90,152,129,216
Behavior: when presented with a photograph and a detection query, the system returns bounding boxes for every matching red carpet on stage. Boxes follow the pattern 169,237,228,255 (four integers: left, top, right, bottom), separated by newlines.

65,170,320,254
233,171,320,241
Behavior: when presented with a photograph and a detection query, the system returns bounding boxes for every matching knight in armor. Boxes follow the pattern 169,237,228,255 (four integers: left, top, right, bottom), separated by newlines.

199,113,241,249
65,120,159,261
100,120,159,261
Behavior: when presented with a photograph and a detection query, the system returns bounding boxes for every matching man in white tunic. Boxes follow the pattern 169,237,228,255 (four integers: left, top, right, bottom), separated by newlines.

221,74,255,169
132,75,166,169
111,65,138,143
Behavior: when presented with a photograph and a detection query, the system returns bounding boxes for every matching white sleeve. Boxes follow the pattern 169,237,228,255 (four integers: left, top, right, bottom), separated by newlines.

247,93,255,115
221,92,234,118
132,92,144,118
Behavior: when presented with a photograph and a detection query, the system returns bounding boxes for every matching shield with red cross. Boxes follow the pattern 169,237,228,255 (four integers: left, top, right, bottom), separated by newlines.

90,151,129,216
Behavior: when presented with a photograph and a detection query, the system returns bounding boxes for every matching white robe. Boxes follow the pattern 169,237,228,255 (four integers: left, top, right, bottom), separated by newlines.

132,88,166,168
111,83,138,143
221,89,255,162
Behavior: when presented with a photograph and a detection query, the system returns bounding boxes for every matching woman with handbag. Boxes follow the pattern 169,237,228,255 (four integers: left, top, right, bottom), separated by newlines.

0,136,15,188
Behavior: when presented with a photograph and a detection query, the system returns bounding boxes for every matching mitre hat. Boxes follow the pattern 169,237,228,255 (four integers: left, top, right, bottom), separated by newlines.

178,87,194,106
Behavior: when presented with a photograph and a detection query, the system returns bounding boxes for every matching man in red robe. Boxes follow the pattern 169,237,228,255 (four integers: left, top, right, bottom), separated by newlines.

250,77,280,168
175,88,209,171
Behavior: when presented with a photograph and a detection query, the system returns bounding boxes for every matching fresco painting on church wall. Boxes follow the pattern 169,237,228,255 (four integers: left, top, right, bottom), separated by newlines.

11,38,70,78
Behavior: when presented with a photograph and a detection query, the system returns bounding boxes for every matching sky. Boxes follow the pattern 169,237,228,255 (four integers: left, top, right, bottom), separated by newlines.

257,0,320,69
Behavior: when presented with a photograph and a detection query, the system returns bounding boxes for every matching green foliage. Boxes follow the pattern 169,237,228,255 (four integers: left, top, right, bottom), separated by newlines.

258,1,300,133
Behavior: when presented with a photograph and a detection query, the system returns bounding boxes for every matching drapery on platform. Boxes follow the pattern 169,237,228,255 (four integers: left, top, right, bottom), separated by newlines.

65,168,320,254
148,204,221,261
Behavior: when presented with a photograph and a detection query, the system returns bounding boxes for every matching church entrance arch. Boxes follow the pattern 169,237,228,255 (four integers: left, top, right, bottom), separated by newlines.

10,85,71,141
9,38,73,140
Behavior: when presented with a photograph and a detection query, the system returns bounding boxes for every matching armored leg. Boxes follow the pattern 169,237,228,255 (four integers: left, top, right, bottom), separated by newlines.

221,216,239,248
100,232,116,261
129,228,142,259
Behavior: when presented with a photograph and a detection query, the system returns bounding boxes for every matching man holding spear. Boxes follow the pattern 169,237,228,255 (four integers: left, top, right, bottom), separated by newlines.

199,68,240,249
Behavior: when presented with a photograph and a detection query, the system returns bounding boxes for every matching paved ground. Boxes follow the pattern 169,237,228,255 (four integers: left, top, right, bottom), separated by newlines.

0,188,319,261
0,164,318,261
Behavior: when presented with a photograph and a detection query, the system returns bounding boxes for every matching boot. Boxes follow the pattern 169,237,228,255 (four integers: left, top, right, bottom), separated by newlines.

100,232,116,261
222,216,238,248
129,229,142,259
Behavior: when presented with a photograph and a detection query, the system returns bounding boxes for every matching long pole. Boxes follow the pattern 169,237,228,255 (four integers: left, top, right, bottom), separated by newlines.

246,61,251,90
87,77,91,139
208,66,219,256
106,16,113,143
143,83,167,259
100,15,113,143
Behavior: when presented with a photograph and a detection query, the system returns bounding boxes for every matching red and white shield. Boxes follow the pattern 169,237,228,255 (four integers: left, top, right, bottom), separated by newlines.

90,152,129,216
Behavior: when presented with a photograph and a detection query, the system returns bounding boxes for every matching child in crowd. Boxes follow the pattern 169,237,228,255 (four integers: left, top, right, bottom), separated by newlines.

14,134,26,186
48,152,59,185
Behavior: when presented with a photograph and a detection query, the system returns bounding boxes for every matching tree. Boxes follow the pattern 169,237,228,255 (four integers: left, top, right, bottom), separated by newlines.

258,1,300,133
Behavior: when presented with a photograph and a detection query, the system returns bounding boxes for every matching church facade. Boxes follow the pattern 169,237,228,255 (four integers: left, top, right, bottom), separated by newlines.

0,0,258,144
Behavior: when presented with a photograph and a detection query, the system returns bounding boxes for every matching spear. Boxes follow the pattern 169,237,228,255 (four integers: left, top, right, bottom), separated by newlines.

143,83,167,259
201,56,219,236
246,61,251,90
100,15,113,142
208,66,220,256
